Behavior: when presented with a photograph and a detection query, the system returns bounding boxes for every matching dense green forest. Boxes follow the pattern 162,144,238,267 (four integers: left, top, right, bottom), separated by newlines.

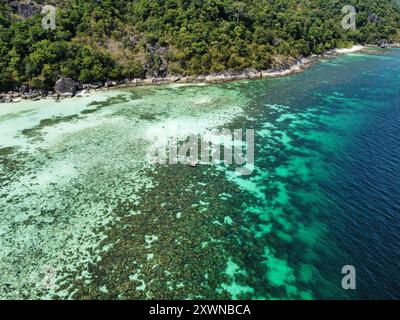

0,0,399,91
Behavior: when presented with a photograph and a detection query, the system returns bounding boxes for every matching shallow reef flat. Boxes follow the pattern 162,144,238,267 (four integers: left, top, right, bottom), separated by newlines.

0,80,344,300
0,84,246,299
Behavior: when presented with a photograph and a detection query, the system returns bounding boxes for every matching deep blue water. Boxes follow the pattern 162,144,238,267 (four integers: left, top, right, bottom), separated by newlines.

320,50,400,299
238,48,400,299
211,48,400,299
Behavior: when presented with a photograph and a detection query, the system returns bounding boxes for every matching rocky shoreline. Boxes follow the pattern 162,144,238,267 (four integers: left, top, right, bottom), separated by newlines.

1,44,398,104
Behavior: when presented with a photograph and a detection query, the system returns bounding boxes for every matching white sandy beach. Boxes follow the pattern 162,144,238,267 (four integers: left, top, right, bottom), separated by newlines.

335,45,365,54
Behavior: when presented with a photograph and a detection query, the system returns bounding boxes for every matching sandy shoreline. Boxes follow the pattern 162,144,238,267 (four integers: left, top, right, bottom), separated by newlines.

110,45,367,86
334,45,365,54
0,44,392,104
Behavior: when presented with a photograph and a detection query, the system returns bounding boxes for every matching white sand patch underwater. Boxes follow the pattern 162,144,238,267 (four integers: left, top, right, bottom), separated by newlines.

0,84,247,299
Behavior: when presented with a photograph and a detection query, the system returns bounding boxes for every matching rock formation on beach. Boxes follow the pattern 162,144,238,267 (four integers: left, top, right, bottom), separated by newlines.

54,77,78,96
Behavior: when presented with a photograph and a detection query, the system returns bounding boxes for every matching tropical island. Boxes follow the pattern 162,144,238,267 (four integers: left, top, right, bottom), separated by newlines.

1,0,400,301
1,0,399,99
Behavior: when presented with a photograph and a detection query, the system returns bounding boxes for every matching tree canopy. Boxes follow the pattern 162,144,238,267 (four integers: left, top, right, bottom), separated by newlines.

0,0,399,91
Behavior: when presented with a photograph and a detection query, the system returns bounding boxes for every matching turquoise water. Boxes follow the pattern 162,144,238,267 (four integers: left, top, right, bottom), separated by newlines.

222,48,400,299
0,49,399,299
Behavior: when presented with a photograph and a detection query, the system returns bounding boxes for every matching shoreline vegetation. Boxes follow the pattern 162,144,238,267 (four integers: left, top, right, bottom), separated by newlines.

1,44,398,104
2,0,400,104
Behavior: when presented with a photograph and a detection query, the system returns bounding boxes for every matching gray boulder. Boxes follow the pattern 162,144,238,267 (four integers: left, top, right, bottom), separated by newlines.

378,40,388,48
54,77,77,96
9,1,40,19
89,81,104,89
105,80,118,88
147,43,169,78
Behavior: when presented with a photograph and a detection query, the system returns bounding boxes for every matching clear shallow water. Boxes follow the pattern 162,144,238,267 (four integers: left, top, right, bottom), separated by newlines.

0,49,399,299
